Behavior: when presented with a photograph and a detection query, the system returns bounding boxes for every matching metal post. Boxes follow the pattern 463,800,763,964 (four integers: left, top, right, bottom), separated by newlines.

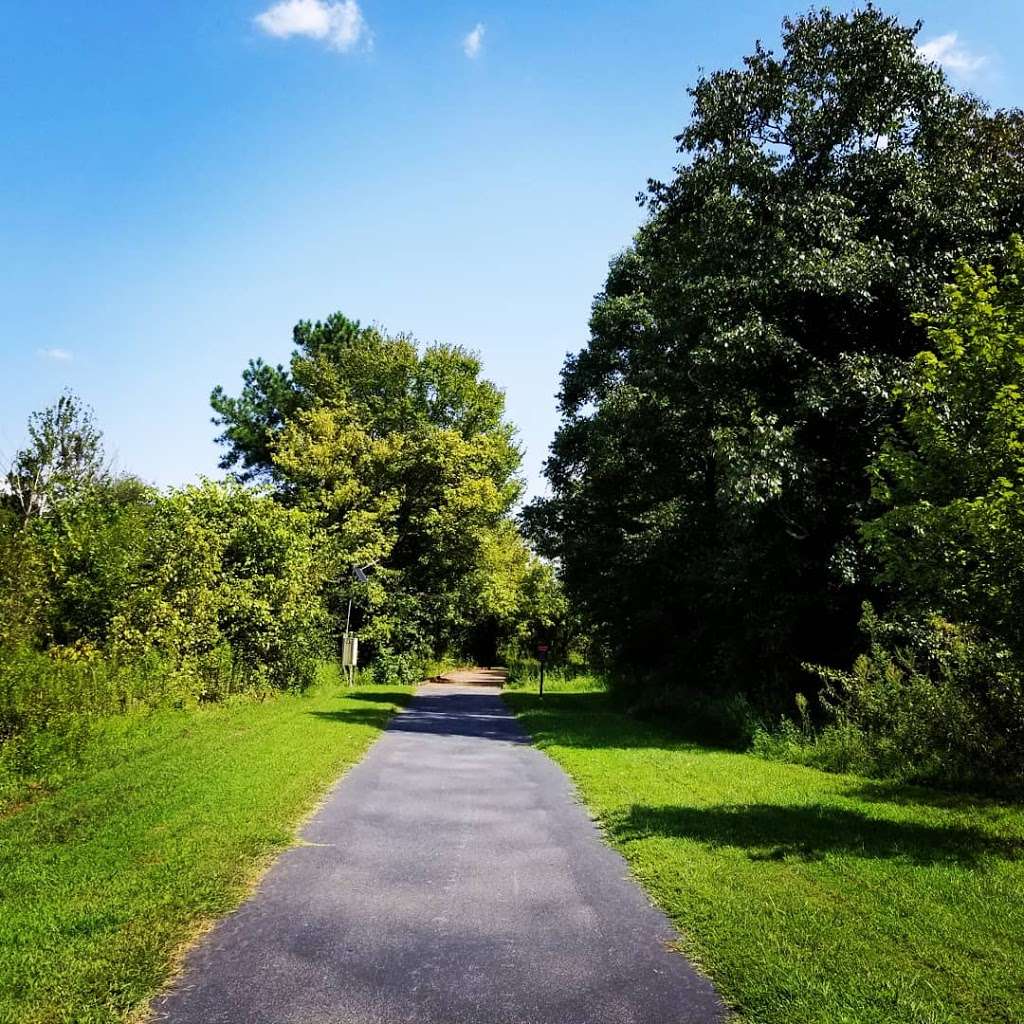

539,660,545,698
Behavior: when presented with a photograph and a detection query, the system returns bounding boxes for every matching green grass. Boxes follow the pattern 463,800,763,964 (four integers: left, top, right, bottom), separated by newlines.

504,680,1024,1024
503,668,606,693
0,670,411,1024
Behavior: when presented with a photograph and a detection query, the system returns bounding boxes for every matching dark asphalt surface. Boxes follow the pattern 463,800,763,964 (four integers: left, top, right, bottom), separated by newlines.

152,680,725,1024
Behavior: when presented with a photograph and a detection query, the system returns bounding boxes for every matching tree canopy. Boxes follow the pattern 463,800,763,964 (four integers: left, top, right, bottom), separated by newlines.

3,391,106,526
527,5,1024,696
212,314,555,672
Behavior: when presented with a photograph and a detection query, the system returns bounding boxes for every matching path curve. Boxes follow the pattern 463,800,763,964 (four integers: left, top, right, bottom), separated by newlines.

152,676,724,1024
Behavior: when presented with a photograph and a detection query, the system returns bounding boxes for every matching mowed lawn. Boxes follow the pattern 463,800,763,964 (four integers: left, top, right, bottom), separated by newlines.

505,682,1024,1024
0,677,410,1024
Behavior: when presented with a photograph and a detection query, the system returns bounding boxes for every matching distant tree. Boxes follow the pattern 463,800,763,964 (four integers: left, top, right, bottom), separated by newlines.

528,5,1024,698
3,392,106,524
212,314,527,666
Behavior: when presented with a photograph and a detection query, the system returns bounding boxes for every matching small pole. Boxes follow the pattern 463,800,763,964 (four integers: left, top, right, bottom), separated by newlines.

539,659,545,698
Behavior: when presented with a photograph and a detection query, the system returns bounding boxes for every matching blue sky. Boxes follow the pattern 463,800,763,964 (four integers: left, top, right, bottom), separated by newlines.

2,1,1022,499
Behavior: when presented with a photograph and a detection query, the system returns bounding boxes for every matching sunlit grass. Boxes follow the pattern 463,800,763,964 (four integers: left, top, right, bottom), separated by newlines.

505,684,1024,1024
0,671,411,1024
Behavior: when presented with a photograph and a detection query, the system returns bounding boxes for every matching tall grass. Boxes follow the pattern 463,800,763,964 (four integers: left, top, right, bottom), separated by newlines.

0,646,313,810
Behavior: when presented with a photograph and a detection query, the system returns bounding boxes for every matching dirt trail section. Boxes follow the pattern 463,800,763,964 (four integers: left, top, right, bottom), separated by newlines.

151,672,725,1024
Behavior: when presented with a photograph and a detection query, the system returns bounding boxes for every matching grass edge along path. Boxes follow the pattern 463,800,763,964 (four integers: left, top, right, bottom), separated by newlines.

0,671,412,1024
503,678,1024,1024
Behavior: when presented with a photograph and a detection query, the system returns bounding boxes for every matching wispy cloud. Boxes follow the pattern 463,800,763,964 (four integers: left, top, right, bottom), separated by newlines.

254,0,369,52
462,22,485,60
917,32,987,83
38,348,73,362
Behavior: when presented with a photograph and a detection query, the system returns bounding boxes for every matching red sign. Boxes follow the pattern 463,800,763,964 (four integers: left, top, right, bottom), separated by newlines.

537,643,550,654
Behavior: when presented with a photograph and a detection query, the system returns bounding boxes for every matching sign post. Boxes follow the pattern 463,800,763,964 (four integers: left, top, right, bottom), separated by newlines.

536,643,550,698
342,634,359,686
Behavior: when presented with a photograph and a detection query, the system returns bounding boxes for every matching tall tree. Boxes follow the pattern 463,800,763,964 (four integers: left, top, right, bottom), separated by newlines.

528,5,1024,697
212,314,525,660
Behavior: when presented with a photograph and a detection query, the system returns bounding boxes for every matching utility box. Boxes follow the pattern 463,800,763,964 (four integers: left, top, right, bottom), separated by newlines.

342,635,359,669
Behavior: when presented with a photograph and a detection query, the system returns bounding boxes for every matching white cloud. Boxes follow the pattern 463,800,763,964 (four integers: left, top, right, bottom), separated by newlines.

462,22,485,59
254,0,368,52
917,32,987,82
38,348,73,362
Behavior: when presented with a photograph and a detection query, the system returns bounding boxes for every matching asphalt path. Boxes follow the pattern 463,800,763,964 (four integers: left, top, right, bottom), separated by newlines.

152,671,725,1024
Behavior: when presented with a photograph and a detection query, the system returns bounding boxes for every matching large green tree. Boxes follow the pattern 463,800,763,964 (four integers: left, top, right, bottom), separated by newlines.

211,314,528,663
528,5,1024,697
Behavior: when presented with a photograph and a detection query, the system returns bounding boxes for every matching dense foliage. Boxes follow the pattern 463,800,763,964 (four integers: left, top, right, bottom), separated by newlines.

2,469,330,688
1,317,561,761
212,314,562,673
528,6,1024,712
799,240,1024,786
8,4,1024,796
1,326,560,785
864,239,1024,656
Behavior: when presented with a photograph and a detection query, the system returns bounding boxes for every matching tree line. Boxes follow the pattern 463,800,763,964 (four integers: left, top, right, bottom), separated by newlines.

1,319,565,777
525,5,1024,789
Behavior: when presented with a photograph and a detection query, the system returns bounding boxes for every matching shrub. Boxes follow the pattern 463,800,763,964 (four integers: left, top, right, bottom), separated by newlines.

371,647,428,687
620,680,764,749
753,714,873,777
108,482,332,690
757,605,1024,790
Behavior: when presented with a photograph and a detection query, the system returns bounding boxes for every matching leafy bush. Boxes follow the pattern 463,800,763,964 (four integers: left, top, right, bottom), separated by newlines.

371,647,427,687
863,237,1024,663
755,606,1024,790
752,714,873,777
0,512,50,649
167,482,332,689
1,474,332,693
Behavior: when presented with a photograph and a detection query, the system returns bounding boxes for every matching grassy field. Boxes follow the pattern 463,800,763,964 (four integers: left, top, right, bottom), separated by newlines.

0,671,410,1024
504,678,1024,1024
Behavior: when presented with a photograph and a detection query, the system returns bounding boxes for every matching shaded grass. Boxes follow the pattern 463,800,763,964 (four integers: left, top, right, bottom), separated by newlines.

0,670,411,1024
502,670,607,694
505,681,1024,1024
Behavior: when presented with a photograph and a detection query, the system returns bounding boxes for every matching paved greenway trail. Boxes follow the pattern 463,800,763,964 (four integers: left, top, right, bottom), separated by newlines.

153,670,724,1024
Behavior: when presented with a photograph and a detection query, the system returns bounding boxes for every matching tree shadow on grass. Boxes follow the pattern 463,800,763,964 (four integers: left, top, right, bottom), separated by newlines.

609,803,1024,867
506,691,739,753
843,779,1024,813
